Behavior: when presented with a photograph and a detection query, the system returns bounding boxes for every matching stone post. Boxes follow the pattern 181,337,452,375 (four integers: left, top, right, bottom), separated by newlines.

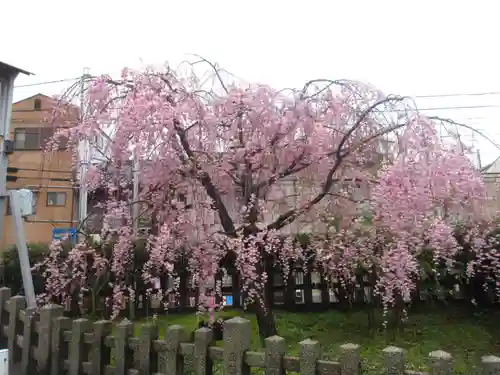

135,323,158,375
162,325,184,375
7,295,26,374
37,304,63,375
339,343,361,375
264,335,286,375
0,288,11,354
383,346,405,375
428,350,453,375
50,316,71,375
114,320,134,375
69,318,92,375
223,317,251,375
194,327,213,375
482,355,500,375
90,320,112,375
299,339,321,375
20,307,36,375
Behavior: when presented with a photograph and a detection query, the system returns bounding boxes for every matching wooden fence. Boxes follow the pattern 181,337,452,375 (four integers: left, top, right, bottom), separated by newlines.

1,287,500,375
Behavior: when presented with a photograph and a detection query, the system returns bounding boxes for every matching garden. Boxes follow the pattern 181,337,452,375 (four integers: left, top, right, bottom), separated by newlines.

5,61,500,373
3,227,500,374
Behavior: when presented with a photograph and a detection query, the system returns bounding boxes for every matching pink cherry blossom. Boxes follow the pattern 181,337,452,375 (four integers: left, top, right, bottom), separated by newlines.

40,62,496,335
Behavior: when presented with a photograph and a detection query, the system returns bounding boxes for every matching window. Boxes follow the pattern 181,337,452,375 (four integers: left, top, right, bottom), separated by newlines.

32,192,38,214
295,289,305,304
329,289,338,303
273,290,285,305
222,274,233,287
47,192,66,206
14,127,68,150
293,270,304,285
273,273,284,286
312,289,322,303
34,99,42,111
203,277,215,289
311,271,321,285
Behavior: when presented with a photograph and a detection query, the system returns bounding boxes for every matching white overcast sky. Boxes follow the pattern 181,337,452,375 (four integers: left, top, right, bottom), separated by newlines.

3,0,500,165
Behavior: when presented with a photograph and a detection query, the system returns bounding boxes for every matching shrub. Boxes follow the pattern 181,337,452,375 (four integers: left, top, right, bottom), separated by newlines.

0,243,50,295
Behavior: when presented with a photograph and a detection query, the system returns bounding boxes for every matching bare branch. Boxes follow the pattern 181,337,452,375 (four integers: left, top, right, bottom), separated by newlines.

174,123,236,235
428,116,500,151
267,96,406,231
189,55,229,95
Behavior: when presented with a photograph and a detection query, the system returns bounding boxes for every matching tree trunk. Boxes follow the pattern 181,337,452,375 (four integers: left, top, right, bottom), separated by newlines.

255,301,278,344
253,251,279,343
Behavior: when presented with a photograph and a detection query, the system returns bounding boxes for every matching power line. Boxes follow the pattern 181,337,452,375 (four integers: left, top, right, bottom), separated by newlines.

414,91,500,99
10,102,500,114
14,77,79,88
12,74,500,116
12,74,500,99
389,104,500,112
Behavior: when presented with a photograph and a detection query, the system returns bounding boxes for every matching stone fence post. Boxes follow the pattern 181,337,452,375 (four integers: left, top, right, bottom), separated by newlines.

37,304,63,375
223,317,251,375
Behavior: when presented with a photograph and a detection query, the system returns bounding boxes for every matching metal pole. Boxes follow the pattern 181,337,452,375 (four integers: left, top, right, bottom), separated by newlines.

132,155,140,236
0,67,35,309
128,155,140,321
77,69,89,241
9,190,36,308
0,74,16,250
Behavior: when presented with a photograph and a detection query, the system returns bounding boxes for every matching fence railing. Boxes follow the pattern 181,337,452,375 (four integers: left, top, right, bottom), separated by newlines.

1,286,500,375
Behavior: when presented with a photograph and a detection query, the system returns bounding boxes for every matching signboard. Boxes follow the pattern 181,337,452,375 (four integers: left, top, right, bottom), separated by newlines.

222,295,233,306
0,349,7,375
52,228,77,242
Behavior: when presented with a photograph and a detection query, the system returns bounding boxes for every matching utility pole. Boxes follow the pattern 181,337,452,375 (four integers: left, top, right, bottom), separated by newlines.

132,154,140,236
9,190,36,308
0,62,35,308
129,153,140,321
77,68,90,242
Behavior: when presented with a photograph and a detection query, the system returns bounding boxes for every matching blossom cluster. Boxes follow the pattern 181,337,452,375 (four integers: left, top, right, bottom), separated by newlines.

36,63,498,321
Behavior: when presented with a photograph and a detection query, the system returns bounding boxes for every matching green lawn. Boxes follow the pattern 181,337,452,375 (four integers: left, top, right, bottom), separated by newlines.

133,306,500,374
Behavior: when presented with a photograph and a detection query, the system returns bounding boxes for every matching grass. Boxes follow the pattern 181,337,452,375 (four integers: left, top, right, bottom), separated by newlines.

133,306,500,374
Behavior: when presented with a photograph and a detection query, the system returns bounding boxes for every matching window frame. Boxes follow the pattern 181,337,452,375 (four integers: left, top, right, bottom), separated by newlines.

14,127,68,150
46,192,67,207
34,99,42,111
31,192,39,214
14,128,41,150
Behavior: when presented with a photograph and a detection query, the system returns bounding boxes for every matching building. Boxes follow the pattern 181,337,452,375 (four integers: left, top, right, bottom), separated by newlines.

481,155,500,217
0,93,79,248
86,137,392,237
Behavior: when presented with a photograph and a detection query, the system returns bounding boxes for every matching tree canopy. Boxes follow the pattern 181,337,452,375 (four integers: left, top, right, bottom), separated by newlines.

39,62,495,338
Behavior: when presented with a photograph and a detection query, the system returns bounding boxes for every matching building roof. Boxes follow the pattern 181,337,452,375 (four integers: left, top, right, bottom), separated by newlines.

481,155,500,173
0,61,33,77
12,93,53,105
